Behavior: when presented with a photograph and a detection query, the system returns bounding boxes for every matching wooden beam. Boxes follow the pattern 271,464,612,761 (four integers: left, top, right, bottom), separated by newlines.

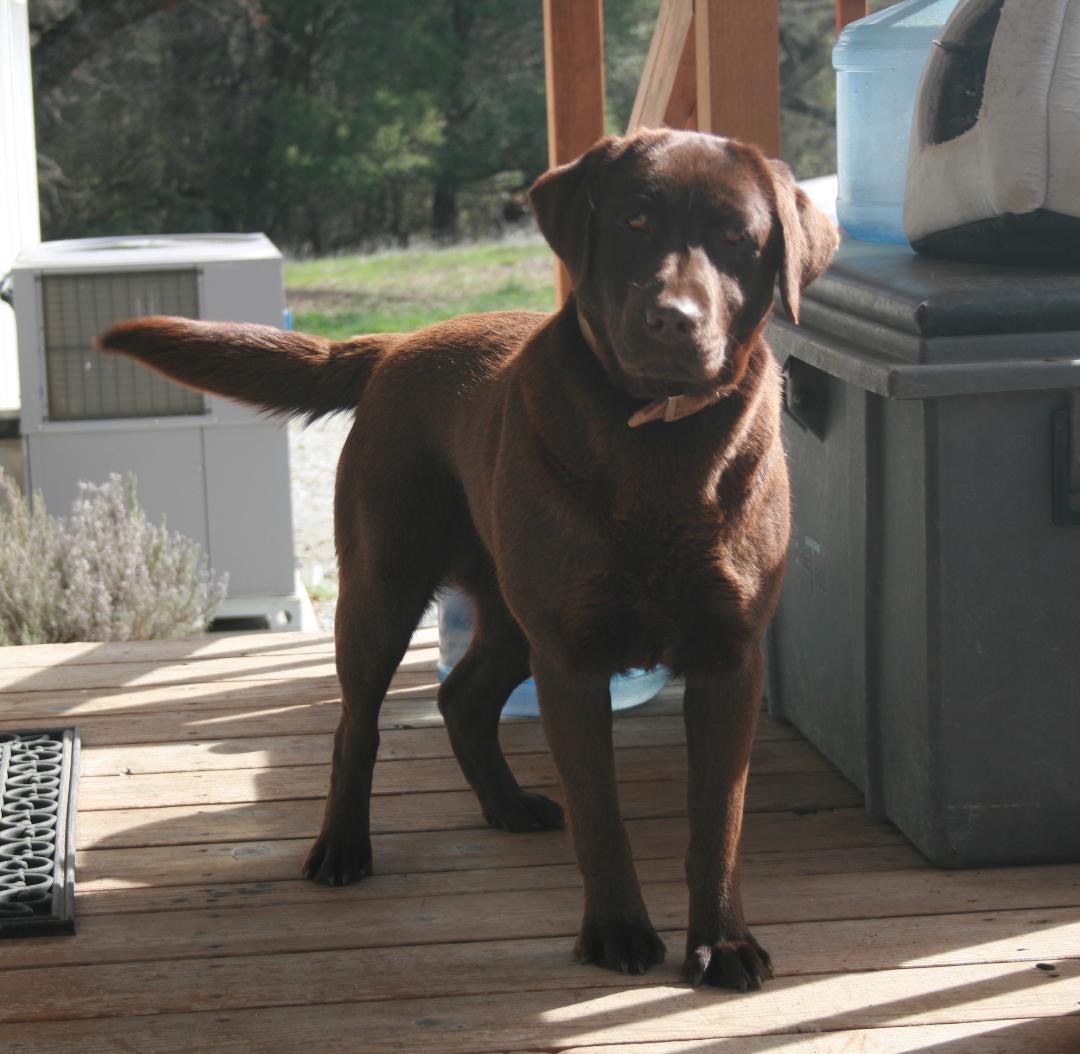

695,0,781,158
664,15,698,131
542,0,606,302
837,0,869,34
628,0,694,132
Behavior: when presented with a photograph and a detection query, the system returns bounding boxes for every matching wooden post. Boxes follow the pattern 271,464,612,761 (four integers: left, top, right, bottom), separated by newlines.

695,0,780,158
836,0,869,34
542,0,606,303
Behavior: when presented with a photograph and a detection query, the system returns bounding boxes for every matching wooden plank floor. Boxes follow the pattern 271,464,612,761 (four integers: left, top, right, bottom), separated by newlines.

1,630,1078,1053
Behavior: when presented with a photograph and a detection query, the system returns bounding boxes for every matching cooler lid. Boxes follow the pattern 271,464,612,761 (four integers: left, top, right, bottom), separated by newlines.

769,240,1080,400
801,241,1080,364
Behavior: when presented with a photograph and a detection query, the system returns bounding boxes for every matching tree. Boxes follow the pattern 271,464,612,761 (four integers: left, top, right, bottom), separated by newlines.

29,0,843,251
30,0,178,98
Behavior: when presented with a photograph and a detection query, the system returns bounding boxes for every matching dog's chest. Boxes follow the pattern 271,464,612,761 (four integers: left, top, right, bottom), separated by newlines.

553,506,758,672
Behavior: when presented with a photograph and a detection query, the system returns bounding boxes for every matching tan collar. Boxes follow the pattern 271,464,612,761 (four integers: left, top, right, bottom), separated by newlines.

576,307,725,428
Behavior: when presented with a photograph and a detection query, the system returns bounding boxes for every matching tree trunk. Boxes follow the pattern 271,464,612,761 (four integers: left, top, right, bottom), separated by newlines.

432,182,459,242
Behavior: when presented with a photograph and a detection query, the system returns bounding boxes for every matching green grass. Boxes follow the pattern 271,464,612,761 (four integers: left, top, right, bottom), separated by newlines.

284,237,557,340
306,581,339,603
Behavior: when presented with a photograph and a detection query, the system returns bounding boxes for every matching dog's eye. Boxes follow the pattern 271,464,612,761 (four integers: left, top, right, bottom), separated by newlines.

723,226,748,245
625,212,650,232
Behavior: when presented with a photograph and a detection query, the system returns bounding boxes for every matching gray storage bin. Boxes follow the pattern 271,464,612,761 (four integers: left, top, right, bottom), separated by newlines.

765,241,1080,867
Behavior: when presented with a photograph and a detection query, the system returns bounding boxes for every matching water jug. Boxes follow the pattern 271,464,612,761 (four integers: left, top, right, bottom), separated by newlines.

833,0,960,243
437,588,671,718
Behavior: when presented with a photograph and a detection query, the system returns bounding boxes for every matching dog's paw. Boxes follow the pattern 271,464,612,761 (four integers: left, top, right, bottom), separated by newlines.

483,791,565,832
302,833,372,886
575,919,667,975
682,935,773,991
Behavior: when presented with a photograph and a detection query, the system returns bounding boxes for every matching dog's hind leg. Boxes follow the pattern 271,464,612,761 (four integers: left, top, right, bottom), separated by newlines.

303,578,431,885
437,580,564,832
303,441,451,886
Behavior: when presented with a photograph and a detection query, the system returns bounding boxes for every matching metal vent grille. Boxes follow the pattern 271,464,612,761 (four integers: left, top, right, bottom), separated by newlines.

41,270,207,421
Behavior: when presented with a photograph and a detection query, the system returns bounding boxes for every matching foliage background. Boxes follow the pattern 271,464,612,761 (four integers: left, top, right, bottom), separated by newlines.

29,0,845,255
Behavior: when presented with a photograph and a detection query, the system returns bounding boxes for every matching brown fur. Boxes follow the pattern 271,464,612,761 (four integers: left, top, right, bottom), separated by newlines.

97,128,837,990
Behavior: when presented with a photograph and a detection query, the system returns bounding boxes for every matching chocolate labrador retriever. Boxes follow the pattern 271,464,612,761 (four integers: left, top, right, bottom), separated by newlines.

98,128,837,990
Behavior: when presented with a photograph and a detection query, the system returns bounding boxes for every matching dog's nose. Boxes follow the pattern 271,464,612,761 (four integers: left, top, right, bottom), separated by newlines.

644,298,703,343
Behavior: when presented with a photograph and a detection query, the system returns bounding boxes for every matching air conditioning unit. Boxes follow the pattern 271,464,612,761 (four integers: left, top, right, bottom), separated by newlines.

9,233,315,631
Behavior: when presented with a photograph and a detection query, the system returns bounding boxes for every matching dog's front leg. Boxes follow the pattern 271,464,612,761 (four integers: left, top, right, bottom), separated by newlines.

682,650,773,990
532,656,666,974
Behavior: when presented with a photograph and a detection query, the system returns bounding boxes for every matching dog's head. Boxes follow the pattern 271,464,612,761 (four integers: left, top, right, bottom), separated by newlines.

529,129,838,404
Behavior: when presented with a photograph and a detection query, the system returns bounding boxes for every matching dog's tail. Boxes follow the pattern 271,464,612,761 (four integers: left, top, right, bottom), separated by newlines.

96,316,390,419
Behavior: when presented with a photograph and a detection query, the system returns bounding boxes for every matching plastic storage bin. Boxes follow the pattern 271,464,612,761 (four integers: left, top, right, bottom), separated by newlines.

766,241,1080,866
834,0,960,243
437,588,671,718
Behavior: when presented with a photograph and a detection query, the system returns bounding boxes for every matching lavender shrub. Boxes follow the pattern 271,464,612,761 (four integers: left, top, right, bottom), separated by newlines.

0,469,227,645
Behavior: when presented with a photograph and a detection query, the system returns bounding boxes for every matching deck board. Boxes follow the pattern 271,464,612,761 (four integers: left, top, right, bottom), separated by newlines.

3,963,1080,1053
1,630,1075,1052
74,720,800,777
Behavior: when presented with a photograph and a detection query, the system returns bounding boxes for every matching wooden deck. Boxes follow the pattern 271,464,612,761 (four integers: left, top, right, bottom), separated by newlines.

1,630,1078,1053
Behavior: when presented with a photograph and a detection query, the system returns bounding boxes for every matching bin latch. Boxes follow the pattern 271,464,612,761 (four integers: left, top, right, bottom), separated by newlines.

782,357,828,440
1052,392,1080,526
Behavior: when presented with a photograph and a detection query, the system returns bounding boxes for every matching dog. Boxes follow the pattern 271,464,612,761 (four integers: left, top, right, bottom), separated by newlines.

98,128,838,990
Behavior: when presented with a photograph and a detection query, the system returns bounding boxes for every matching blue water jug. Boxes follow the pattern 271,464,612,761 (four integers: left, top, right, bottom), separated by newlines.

834,0,960,243
437,588,671,718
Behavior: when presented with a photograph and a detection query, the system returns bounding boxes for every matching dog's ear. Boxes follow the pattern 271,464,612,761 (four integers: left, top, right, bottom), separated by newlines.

769,160,839,324
529,136,620,288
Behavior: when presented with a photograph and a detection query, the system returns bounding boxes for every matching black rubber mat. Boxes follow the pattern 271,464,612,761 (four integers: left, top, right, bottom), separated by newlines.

0,728,79,938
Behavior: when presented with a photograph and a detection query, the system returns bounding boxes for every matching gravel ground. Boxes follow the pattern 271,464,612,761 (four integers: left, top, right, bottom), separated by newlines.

289,415,438,633
289,415,351,630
